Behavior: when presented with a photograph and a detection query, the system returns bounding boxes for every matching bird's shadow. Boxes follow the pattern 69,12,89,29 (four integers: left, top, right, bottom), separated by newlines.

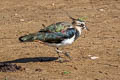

1,57,58,63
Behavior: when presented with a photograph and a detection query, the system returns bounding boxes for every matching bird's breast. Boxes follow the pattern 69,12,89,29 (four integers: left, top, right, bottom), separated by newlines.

61,35,75,45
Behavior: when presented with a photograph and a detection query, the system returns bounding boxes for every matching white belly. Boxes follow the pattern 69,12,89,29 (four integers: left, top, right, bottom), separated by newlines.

61,35,75,45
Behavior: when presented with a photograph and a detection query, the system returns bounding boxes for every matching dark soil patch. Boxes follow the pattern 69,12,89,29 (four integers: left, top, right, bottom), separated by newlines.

0,63,24,72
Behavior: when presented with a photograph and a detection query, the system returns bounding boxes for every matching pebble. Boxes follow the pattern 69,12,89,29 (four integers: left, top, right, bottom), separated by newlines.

20,19,25,22
90,56,99,60
99,9,104,12
15,13,18,16
52,3,55,6
35,68,42,72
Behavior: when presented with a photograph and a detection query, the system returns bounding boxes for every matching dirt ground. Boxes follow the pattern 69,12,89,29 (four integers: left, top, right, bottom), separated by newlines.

0,0,120,80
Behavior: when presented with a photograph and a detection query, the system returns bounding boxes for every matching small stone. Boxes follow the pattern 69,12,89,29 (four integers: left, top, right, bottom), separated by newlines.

35,68,42,72
52,3,55,6
98,71,103,73
88,55,92,57
74,66,78,70
90,56,99,60
15,13,18,16
20,19,25,22
99,9,104,12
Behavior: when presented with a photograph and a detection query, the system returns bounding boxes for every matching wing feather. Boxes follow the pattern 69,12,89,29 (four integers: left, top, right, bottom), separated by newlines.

39,22,73,33
37,28,76,43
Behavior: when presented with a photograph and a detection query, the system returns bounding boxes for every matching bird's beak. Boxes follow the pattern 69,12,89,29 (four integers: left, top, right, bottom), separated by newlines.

84,26,90,31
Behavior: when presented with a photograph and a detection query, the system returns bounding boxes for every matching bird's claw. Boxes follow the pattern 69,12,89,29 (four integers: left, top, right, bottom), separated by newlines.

57,57,64,63
57,57,70,63
64,52,72,60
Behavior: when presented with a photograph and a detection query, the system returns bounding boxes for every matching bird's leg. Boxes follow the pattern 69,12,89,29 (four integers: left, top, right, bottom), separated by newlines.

55,48,72,62
56,47,62,53
55,47,63,63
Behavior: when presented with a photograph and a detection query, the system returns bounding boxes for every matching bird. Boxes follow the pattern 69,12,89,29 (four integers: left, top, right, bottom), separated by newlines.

19,16,89,62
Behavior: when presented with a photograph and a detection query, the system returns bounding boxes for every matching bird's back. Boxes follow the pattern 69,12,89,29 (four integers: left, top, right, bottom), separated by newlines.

19,22,76,43
40,22,73,32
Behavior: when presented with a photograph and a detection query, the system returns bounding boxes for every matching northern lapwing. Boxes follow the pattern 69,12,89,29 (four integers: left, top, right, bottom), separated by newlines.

19,16,89,62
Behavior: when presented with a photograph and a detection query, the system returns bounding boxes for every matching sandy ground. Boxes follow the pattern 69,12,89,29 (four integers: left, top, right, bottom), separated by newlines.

0,0,120,80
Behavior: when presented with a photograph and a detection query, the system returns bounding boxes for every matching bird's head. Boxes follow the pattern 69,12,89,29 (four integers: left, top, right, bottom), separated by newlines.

69,16,89,31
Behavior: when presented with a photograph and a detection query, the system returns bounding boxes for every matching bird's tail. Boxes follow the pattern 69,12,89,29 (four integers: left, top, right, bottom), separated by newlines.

19,33,37,42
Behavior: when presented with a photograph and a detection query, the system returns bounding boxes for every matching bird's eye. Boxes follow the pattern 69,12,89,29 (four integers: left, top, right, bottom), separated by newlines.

79,24,84,27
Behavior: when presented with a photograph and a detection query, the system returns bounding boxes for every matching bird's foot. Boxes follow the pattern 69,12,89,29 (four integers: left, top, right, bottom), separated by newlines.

56,57,69,63
63,52,72,60
57,57,64,63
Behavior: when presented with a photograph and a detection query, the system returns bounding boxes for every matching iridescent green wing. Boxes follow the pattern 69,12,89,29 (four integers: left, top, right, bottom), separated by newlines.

40,22,72,33
36,28,76,43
